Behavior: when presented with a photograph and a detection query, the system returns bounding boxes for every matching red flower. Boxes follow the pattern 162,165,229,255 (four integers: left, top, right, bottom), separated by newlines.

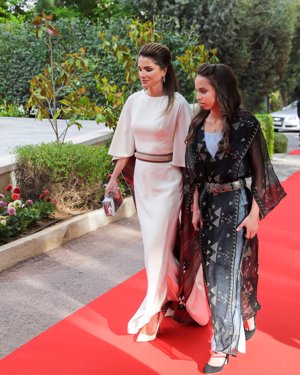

43,190,49,195
46,197,51,202
39,194,45,200
11,193,20,201
5,184,12,192
13,186,21,193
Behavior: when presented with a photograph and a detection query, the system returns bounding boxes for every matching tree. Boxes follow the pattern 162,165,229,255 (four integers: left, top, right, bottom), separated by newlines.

281,0,300,103
120,0,298,111
27,13,100,142
35,0,124,20
119,0,209,29
97,18,218,129
0,0,36,21
240,0,296,109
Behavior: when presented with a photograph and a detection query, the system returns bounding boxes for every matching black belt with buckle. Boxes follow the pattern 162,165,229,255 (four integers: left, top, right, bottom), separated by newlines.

205,179,246,195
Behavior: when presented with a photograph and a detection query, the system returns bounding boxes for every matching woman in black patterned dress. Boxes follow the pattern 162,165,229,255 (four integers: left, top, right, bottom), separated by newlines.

177,64,286,373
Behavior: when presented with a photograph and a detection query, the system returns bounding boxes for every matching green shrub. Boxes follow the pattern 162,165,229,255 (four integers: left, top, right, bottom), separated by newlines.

256,113,274,157
14,142,115,213
274,133,288,153
0,100,26,117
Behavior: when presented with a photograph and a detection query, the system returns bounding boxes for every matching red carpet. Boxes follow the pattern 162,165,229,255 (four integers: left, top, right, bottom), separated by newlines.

1,172,300,375
288,149,300,155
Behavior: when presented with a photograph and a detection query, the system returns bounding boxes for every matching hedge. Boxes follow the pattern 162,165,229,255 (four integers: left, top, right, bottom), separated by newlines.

256,113,274,157
0,17,207,107
14,142,114,213
273,133,288,153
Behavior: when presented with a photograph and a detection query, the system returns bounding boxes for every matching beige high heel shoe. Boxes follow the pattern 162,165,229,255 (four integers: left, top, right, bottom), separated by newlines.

136,312,163,342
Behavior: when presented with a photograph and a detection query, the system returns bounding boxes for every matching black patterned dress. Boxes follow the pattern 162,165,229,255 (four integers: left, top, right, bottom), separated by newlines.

174,114,286,355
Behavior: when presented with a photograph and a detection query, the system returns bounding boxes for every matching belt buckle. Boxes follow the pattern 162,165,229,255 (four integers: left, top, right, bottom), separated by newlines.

232,180,240,190
210,183,222,195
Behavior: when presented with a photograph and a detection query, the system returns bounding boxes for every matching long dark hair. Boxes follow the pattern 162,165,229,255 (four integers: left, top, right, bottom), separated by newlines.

138,42,178,112
186,63,247,151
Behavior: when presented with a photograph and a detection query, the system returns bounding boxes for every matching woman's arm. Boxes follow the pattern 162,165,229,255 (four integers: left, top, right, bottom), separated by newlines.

191,188,203,231
105,157,129,194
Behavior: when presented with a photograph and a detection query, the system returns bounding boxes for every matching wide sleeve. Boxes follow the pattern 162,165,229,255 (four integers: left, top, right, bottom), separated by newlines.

172,100,192,167
248,126,286,219
108,96,135,160
184,140,206,213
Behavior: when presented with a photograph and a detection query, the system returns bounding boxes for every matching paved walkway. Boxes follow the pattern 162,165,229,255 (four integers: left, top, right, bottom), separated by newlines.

0,127,299,359
0,215,144,359
0,117,106,158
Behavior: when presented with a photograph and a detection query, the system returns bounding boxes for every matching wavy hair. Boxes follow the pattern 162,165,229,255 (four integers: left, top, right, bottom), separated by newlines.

186,63,247,151
138,42,178,113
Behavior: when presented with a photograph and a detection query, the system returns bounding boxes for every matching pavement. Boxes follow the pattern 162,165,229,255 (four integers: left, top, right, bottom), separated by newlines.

0,125,299,359
0,117,106,158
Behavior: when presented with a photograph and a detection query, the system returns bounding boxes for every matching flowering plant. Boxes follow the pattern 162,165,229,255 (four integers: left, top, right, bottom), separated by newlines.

0,185,56,244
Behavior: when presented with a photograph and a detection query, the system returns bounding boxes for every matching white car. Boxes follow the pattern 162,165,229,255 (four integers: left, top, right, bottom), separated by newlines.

271,100,300,131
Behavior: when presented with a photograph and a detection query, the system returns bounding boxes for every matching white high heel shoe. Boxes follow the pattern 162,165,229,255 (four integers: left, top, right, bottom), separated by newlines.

136,312,163,342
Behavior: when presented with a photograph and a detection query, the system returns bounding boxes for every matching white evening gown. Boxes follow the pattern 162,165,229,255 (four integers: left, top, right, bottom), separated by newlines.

109,90,209,334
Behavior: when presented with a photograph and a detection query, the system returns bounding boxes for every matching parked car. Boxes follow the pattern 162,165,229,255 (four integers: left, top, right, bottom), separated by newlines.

271,100,300,131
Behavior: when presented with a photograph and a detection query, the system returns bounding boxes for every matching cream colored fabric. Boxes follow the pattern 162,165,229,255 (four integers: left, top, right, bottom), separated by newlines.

128,159,183,333
109,90,198,334
109,90,192,167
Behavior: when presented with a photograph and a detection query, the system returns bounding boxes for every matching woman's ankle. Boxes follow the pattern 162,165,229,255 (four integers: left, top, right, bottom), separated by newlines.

140,312,161,335
208,352,227,366
246,316,255,330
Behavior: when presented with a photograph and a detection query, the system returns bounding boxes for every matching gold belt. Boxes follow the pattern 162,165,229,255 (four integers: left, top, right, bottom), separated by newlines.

135,151,173,163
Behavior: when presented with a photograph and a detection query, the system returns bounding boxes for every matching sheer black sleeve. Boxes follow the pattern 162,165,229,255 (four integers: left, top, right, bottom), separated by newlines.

248,126,286,219
184,142,206,213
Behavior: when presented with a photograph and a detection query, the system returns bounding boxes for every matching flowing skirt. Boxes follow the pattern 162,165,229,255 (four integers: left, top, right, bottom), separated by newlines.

202,187,260,355
127,160,182,334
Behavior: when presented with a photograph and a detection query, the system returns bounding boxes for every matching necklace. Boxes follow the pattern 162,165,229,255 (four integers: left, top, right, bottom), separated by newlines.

204,118,224,133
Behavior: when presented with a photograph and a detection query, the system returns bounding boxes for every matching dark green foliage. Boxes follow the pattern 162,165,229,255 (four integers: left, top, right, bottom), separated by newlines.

282,15,300,103
0,1,298,112
0,16,217,109
119,0,209,26
240,0,295,110
0,22,47,105
36,0,102,19
122,0,298,112
256,113,274,157
274,133,288,153
197,0,296,111
14,142,115,211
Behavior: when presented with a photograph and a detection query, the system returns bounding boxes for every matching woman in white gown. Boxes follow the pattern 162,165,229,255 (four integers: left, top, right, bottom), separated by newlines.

106,43,209,342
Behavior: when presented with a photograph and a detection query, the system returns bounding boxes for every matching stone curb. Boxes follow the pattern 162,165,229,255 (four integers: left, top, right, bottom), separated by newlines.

0,197,135,273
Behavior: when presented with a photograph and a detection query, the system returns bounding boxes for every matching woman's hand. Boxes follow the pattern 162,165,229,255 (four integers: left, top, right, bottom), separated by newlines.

236,198,260,239
104,157,129,195
236,214,258,239
105,176,118,195
192,206,203,231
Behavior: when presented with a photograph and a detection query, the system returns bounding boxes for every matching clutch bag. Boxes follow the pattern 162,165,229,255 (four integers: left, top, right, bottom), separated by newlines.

102,189,123,216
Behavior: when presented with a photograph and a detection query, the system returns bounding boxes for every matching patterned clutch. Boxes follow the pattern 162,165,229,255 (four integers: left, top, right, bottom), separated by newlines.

102,188,123,216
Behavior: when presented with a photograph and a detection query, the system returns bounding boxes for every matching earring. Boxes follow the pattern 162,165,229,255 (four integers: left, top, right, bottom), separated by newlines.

162,76,166,83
